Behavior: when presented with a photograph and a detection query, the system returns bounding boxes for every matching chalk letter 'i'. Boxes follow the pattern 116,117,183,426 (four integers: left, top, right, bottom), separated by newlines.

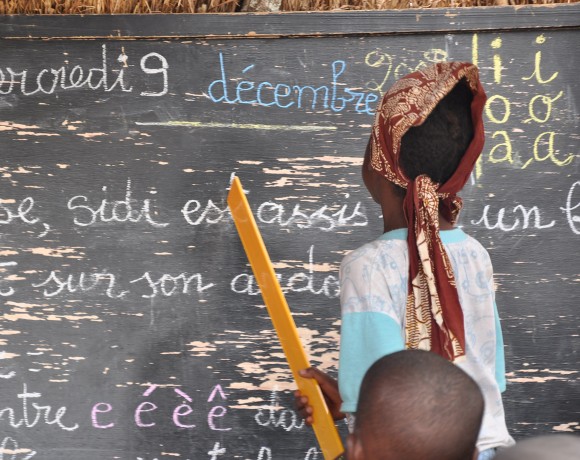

523,35,558,85
491,38,503,84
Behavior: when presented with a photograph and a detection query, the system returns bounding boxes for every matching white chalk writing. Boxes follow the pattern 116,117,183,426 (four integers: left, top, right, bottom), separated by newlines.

0,198,50,238
0,352,16,380
0,45,133,97
231,246,339,298
257,201,367,231
0,437,36,460
0,384,78,431
140,52,169,97
130,272,214,298
254,389,305,432
561,181,580,235
67,179,169,228
0,262,17,297
471,203,556,232
181,198,367,231
31,270,214,299
32,271,127,298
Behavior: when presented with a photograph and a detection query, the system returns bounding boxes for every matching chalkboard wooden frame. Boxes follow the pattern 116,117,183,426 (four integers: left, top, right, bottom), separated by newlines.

0,4,579,40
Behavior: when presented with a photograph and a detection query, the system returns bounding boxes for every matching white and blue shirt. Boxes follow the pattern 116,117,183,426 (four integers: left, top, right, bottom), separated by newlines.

339,228,515,451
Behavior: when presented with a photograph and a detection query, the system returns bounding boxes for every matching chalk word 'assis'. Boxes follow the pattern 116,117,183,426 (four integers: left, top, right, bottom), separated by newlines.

182,198,367,231
207,52,378,114
0,45,168,97
231,245,339,299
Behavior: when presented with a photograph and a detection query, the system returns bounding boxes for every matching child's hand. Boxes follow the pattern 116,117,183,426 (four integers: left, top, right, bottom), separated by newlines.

294,367,346,425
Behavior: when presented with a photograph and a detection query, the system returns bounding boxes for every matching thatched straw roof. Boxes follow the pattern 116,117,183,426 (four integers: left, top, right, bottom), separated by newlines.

0,0,576,14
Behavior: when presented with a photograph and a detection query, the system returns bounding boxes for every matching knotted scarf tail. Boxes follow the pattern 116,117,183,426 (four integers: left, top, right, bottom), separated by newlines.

403,176,466,362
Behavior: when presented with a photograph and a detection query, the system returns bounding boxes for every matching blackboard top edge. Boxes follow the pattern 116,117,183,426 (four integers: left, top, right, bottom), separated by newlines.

0,4,579,40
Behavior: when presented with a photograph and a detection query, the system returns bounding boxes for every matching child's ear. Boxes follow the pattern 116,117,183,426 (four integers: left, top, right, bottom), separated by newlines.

346,433,364,460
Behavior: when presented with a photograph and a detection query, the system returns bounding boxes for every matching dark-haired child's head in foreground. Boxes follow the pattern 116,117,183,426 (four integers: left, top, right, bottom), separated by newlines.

347,350,484,460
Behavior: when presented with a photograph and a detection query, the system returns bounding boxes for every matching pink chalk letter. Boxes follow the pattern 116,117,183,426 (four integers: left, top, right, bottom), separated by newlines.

208,405,231,431
173,403,196,428
91,403,115,429
135,401,157,427
207,384,227,402
174,388,192,402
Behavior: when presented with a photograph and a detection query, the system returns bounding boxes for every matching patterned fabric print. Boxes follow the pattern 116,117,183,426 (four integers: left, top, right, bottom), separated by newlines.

406,177,438,351
370,123,401,187
446,195,463,225
368,61,487,361
407,177,465,359
406,230,433,351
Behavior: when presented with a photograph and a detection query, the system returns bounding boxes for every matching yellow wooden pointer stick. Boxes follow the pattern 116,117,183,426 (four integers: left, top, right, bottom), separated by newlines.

228,176,344,460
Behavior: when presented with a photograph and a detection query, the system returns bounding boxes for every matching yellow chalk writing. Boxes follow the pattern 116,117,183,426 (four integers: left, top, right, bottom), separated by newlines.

471,34,479,67
394,62,412,82
488,131,513,164
365,50,393,94
485,95,511,124
364,49,448,95
522,132,574,169
491,38,503,84
522,35,558,84
524,91,563,124
472,32,573,177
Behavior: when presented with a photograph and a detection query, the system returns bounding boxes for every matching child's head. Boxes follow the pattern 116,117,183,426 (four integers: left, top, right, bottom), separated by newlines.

399,78,474,188
362,62,487,363
363,77,475,200
366,62,484,193
347,350,484,460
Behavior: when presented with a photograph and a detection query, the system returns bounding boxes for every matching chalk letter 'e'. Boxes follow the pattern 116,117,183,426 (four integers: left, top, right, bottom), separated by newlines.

135,401,157,427
274,83,294,109
208,406,232,431
173,404,196,428
91,403,115,429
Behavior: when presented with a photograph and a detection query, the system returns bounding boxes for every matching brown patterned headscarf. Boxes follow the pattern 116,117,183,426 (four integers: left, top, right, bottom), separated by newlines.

369,62,487,362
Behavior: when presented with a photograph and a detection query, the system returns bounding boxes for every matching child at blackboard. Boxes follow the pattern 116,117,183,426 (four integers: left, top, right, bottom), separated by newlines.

348,349,484,460
295,62,515,459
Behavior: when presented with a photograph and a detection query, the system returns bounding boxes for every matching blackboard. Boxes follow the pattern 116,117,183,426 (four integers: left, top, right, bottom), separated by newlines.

0,6,579,459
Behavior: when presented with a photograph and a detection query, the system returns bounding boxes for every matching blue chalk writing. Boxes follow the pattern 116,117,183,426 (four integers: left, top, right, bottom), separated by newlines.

207,52,376,115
